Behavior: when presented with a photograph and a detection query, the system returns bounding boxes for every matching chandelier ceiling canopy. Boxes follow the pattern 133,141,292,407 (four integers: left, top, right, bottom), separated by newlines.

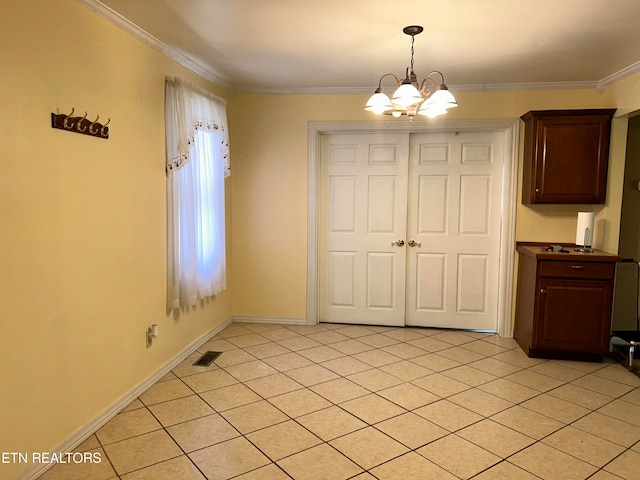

364,26,458,120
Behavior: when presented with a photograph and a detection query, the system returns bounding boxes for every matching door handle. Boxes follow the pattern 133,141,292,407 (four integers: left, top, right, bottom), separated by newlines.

408,240,421,247
391,240,405,247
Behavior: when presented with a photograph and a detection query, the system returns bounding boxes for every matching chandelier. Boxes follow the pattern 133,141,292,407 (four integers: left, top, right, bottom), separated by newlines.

364,26,458,119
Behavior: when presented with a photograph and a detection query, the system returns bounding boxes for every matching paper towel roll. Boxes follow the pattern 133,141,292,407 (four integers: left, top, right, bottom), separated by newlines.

575,212,595,247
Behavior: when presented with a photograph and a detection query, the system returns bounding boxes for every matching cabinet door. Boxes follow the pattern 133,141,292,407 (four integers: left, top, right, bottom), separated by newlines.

535,278,612,353
522,110,614,204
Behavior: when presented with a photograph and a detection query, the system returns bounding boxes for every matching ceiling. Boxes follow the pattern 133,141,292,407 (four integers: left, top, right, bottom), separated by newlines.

82,0,640,94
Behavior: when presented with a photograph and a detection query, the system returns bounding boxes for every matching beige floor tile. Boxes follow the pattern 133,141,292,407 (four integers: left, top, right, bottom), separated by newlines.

297,405,367,441
437,346,487,364
330,426,409,469
38,448,116,480
247,420,322,460
417,434,501,479
448,388,513,417
232,463,291,480
220,400,288,434
408,336,453,352
528,361,588,382
414,399,483,432
358,333,401,348
458,419,534,458
277,335,322,351
379,360,433,381
549,358,610,374
121,398,145,412
262,352,313,371
284,363,340,386
276,444,363,480
410,353,461,372
471,460,543,479
320,356,372,376
296,345,345,363
339,393,406,424
491,405,563,439
504,369,565,392
352,349,402,367
468,357,522,377
226,333,272,348
332,325,377,338
330,339,375,355
76,434,101,452
411,372,472,397
375,412,448,449
461,339,511,357
206,348,255,368
604,450,640,479
382,328,426,342
241,323,283,333
119,455,205,480
542,426,625,467
377,382,440,410
477,378,540,403
588,470,630,480
571,374,635,397
620,387,640,406
350,473,378,480
242,342,291,359
171,352,221,378
167,413,239,452
347,369,404,391
481,335,520,349
198,337,237,352
572,412,640,447
306,330,351,344
103,430,182,475
510,443,598,480
199,383,262,411
380,342,428,359
244,372,303,398
258,328,301,342
216,324,254,338
492,350,547,369
433,331,478,346
189,437,271,480
370,451,458,479
148,395,214,427
521,393,591,424
593,363,640,387
180,369,238,393
547,383,614,410
597,398,640,426
268,388,332,418
139,378,194,405
96,408,161,445
441,365,499,387
310,378,370,404
223,360,279,382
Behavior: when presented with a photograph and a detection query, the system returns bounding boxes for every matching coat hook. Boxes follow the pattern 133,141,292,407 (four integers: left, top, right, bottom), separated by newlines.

101,118,110,137
89,115,100,135
63,107,75,129
76,111,88,132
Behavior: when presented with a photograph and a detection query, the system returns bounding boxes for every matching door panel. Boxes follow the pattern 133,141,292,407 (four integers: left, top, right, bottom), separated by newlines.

406,132,504,330
319,133,409,326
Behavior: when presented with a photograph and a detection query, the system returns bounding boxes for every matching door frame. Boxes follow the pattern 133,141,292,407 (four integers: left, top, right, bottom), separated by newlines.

307,120,520,337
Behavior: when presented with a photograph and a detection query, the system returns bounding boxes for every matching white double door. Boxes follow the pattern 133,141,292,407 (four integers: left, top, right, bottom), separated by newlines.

318,130,504,330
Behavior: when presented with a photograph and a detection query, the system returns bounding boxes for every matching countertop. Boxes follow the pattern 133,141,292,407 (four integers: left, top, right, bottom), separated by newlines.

516,242,622,263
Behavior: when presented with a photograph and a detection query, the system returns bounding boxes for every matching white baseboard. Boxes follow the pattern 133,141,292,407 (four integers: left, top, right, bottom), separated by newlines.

12,316,233,480
232,315,310,325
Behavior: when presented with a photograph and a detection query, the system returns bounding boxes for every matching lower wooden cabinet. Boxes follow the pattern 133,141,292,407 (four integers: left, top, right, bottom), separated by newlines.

514,244,620,361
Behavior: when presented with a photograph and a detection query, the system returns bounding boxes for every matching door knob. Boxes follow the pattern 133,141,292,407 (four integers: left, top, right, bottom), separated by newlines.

391,240,405,247
408,240,421,247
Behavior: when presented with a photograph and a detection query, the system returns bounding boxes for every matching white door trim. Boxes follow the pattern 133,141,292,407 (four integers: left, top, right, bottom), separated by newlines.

307,120,520,337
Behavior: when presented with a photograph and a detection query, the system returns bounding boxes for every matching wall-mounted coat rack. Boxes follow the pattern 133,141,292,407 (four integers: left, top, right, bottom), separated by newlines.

51,108,110,139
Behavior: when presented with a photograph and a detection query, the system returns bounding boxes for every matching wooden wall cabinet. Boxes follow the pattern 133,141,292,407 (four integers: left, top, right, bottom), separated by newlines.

521,109,615,204
514,244,621,361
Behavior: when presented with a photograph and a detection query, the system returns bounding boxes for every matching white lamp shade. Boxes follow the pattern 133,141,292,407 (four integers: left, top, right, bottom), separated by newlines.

425,87,458,109
364,92,393,114
391,83,423,107
418,103,448,118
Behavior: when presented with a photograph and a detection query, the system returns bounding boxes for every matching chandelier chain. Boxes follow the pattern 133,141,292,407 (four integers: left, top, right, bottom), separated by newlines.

410,35,415,74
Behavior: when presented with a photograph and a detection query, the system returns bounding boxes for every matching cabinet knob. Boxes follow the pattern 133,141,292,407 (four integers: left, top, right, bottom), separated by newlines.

535,187,542,193
540,288,546,294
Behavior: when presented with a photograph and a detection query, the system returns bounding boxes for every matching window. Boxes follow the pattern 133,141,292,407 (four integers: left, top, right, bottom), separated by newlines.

165,77,230,309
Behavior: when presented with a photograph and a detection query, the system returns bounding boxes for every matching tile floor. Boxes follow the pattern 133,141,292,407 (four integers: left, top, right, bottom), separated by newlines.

38,322,640,480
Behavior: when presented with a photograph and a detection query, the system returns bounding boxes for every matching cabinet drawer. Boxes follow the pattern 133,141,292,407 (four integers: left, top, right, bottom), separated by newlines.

539,261,614,279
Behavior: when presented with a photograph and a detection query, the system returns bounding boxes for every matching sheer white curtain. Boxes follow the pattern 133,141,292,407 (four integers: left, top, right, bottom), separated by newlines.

165,77,230,309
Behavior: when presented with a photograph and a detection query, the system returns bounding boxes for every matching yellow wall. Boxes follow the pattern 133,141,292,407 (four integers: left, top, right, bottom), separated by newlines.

229,87,638,319
0,2,232,478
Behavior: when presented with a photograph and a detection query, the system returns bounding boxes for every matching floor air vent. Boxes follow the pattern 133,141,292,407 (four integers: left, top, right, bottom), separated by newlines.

193,351,222,367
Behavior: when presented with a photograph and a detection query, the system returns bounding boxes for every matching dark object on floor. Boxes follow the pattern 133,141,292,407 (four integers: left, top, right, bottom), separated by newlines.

193,351,222,366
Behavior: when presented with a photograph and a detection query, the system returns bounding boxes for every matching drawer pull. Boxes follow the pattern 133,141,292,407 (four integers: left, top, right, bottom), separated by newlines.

540,288,546,294
570,265,584,269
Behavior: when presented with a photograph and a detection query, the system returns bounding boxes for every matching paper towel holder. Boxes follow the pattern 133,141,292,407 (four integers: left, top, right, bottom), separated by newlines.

575,211,595,253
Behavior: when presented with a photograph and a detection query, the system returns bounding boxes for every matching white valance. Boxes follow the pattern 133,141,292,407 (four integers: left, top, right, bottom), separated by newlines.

165,77,230,177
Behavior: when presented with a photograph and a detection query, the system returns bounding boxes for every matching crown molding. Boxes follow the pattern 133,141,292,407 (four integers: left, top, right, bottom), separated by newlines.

77,0,640,97
76,0,231,89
